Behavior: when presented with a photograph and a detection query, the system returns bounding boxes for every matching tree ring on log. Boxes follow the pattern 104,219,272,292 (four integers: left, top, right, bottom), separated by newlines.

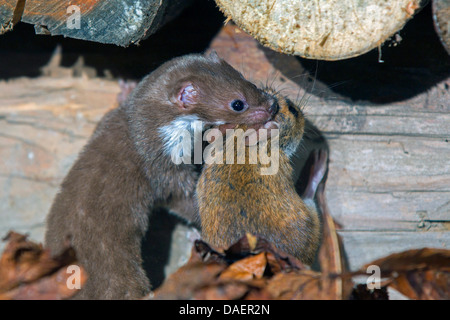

215,0,426,60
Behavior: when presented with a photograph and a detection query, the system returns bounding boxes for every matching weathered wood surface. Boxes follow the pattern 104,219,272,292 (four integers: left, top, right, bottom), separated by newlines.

0,24,449,272
0,0,193,45
215,0,425,60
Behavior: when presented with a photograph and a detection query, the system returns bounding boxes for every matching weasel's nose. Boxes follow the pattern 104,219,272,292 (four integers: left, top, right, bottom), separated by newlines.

269,102,280,117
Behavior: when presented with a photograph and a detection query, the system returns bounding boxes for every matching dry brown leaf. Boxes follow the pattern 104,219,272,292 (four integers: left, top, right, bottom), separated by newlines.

152,261,227,300
266,270,354,300
389,270,449,300
194,282,253,300
219,252,267,281
265,271,318,299
0,232,57,292
0,231,87,300
153,235,304,300
363,248,450,274
223,235,305,273
362,248,450,300
0,266,86,300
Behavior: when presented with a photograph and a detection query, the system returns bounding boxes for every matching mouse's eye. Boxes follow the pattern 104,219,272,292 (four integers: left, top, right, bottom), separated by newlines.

230,99,247,112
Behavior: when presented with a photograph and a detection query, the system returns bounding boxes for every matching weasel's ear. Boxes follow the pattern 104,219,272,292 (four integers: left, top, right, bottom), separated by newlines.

173,82,198,109
206,50,221,63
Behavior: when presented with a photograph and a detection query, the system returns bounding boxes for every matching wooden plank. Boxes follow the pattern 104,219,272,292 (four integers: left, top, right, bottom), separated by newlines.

339,231,450,270
324,135,450,193
326,189,450,230
306,103,450,137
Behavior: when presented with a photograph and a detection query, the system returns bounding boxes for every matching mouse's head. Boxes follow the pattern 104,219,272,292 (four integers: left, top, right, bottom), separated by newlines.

263,90,305,157
201,86,306,158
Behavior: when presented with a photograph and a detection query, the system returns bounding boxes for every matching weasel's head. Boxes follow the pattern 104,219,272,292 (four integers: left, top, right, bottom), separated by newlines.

151,53,281,159
164,52,278,130
129,53,280,162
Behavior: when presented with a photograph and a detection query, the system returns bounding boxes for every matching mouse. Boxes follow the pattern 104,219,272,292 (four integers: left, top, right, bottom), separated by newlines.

196,90,322,265
44,52,278,299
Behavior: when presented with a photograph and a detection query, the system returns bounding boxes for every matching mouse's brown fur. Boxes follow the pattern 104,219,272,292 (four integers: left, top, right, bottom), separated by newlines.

44,53,277,299
197,92,321,265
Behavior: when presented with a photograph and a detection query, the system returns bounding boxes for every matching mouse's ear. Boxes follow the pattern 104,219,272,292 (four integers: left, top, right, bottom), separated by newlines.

173,82,199,109
206,50,221,63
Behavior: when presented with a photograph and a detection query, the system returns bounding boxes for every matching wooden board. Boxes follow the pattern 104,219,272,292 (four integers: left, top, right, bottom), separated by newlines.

341,231,449,270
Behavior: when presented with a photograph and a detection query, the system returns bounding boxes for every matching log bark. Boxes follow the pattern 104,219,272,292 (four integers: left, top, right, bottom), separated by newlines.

215,0,426,60
0,0,21,34
0,0,193,46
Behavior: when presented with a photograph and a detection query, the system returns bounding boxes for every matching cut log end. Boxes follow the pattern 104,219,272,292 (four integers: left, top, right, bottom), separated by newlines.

216,0,426,60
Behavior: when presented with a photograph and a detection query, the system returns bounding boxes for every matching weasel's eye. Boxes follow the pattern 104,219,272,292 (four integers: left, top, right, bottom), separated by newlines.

230,99,246,112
